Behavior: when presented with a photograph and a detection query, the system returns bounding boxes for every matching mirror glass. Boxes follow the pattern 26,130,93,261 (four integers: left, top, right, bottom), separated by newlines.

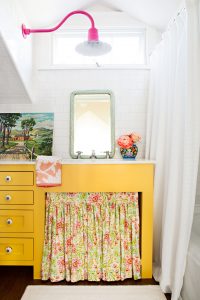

70,90,115,159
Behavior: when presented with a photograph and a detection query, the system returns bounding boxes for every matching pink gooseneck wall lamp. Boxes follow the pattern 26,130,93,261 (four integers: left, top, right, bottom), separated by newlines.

22,10,111,56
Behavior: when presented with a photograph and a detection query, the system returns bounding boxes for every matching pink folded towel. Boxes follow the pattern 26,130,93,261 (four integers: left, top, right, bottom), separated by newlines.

36,156,62,187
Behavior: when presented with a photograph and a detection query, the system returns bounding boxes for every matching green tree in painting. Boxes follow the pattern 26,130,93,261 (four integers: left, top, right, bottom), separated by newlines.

21,118,36,140
0,113,21,148
38,134,53,155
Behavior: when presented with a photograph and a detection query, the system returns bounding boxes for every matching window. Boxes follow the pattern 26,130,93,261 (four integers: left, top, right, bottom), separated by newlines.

52,29,146,67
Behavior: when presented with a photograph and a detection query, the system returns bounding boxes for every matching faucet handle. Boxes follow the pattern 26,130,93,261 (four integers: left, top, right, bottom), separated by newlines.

75,151,82,159
90,150,97,159
103,151,111,159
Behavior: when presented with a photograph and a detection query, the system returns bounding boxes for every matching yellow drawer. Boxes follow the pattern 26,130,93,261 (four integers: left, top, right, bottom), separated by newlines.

0,172,34,186
0,210,33,232
0,238,33,261
0,191,34,205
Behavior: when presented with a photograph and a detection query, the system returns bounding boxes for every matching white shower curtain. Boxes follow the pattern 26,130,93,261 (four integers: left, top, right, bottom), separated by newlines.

145,1,200,300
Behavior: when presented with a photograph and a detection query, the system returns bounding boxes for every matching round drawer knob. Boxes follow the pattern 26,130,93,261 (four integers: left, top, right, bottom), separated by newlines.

5,176,12,182
5,247,12,254
5,195,12,201
6,218,13,225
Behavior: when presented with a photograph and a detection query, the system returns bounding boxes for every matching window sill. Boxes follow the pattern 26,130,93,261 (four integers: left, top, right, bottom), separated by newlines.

37,65,151,71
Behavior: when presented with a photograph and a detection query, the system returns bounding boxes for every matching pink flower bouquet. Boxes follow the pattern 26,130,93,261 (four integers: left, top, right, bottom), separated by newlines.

117,132,142,159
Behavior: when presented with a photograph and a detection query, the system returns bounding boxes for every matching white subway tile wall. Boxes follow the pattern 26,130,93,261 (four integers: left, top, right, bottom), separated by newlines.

0,69,149,159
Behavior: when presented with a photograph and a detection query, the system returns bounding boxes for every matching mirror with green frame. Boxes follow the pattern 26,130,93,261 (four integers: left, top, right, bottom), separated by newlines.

70,90,115,159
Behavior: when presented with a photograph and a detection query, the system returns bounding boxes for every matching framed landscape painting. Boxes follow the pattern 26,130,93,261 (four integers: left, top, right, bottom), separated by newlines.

0,113,54,160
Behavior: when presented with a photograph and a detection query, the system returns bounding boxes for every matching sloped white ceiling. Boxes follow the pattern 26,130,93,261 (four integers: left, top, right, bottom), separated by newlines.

105,0,182,30
0,34,31,104
20,0,182,31
20,0,94,27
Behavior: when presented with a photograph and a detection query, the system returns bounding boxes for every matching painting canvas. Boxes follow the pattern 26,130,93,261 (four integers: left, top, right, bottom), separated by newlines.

0,113,54,160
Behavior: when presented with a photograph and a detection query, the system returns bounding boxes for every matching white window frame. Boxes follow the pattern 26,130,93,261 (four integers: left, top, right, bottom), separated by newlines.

49,28,148,70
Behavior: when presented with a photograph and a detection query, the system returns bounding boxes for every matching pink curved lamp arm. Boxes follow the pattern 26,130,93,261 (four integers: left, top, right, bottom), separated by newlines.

22,10,99,41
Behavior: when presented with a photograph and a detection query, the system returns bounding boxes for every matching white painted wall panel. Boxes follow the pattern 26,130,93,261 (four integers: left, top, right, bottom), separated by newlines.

0,0,33,103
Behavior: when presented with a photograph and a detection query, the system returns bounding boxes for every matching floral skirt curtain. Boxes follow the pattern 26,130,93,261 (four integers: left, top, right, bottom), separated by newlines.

42,192,141,282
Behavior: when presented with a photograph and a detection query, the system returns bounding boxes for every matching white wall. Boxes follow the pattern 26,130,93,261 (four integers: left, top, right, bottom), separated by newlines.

0,68,149,159
0,10,159,159
0,0,34,103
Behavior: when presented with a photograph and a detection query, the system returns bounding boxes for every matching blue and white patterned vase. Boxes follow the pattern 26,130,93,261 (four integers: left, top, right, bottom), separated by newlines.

120,144,138,159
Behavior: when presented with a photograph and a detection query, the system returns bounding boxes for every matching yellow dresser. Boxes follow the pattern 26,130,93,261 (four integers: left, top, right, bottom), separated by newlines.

0,165,35,269
0,162,154,280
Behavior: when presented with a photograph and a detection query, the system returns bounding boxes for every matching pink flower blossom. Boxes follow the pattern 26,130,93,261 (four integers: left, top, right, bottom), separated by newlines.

66,237,72,247
111,203,115,209
127,257,133,265
130,132,142,143
76,221,81,229
89,194,101,204
117,135,133,149
56,220,63,230
124,220,129,230
124,241,129,250
72,258,81,269
58,259,65,268
104,232,110,241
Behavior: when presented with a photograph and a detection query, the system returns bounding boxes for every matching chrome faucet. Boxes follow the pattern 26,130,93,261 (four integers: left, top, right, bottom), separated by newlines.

75,151,82,159
90,150,97,159
103,151,111,159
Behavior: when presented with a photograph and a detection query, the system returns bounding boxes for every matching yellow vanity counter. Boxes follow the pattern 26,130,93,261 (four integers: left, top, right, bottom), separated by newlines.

0,160,154,280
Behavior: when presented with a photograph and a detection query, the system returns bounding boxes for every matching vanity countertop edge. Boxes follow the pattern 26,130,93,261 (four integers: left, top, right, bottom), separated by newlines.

0,159,156,165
